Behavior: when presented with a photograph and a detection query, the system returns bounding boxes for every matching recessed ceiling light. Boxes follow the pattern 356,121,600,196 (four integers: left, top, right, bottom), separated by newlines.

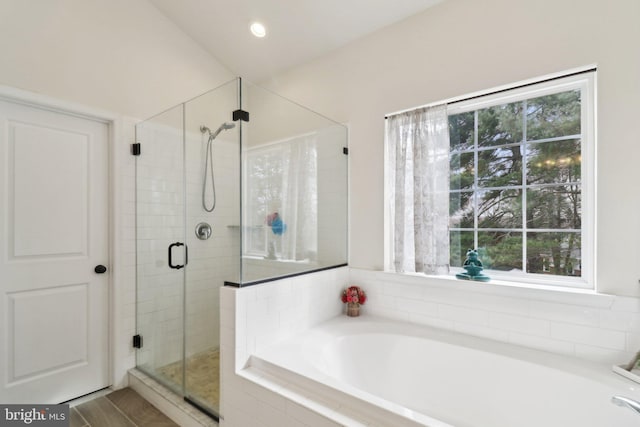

250,22,267,38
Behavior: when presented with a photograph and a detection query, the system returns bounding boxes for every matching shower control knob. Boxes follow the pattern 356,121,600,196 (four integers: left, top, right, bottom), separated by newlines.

94,265,107,274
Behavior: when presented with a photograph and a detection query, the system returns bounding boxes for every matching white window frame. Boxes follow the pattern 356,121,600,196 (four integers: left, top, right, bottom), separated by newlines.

384,69,596,290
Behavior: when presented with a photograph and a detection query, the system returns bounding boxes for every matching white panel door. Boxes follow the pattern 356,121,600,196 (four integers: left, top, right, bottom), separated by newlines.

0,99,109,403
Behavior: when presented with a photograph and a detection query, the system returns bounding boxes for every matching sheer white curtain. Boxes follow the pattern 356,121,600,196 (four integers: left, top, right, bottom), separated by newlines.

387,105,450,274
245,134,318,261
279,135,317,261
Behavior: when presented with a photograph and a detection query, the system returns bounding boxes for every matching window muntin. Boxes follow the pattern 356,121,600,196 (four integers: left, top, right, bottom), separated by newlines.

386,71,596,289
446,73,594,288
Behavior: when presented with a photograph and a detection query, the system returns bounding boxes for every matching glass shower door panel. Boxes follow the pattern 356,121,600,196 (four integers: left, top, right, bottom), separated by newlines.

183,79,240,414
135,103,186,393
240,81,349,283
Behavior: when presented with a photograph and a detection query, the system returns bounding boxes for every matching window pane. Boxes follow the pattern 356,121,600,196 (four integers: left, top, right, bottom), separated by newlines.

477,189,522,228
450,230,475,267
450,151,474,190
449,112,474,151
526,186,581,229
246,148,287,256
248,226,266,253
437,74,592,286
478,231,522,271
526,90,581,140
526,139,581,185
478,146,523,187
478,102,523,147
527,232,581,276
450,191,474,228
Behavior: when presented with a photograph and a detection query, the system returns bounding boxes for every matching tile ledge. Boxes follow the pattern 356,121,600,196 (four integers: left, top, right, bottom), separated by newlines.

349,268,624,309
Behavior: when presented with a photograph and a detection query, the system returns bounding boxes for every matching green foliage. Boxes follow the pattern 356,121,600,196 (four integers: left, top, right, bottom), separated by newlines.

478,231,522,271
448,89,582,277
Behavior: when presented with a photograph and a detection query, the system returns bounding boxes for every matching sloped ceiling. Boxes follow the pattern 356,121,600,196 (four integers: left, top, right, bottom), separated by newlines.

149,0,443,82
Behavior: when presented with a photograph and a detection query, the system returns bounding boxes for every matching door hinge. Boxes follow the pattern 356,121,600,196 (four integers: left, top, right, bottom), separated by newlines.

232,109,250,122
131,143,141,156
343,147,349,155
133,334,143,349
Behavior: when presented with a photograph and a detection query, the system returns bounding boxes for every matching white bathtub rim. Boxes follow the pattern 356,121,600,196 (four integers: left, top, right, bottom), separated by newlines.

257,314,637,391
250,314,640,427
243,355,452,427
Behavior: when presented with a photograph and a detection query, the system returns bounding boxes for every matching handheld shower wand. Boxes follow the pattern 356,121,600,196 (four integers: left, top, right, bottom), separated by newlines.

200,122,236,212
200,122,235,140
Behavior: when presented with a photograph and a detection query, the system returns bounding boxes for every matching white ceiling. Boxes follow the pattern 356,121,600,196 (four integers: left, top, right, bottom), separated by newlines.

149,0,443,82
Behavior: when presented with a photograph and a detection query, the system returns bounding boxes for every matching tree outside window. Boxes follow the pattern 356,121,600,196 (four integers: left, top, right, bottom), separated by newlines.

449,89,583,278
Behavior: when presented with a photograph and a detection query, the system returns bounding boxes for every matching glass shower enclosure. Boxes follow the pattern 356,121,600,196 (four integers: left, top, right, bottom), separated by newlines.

134,78,348,418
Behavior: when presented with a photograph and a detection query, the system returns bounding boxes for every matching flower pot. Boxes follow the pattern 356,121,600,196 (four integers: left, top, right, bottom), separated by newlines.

347,302,360,317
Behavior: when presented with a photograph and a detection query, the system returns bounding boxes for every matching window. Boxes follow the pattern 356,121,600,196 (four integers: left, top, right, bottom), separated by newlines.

386,71,595,289
244,134,318,261
245,145,285,257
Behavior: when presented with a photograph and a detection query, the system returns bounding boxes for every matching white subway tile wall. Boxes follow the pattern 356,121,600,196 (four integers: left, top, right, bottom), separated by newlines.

185,134,240,360
350,269,640,365
220,267,348,427
221,267,640,426
135,122,187,369
136,122,240,371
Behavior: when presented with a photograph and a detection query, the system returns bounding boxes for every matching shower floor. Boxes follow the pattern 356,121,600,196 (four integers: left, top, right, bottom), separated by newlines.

156,348,220,410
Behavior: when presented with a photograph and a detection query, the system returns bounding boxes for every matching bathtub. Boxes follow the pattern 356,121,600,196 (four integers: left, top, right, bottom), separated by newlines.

248,315,640,427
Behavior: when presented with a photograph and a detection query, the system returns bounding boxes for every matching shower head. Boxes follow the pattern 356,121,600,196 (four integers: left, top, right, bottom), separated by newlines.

200,122,236,140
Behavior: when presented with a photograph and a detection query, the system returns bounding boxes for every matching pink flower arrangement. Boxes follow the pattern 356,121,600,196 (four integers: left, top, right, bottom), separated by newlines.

341,285,367,305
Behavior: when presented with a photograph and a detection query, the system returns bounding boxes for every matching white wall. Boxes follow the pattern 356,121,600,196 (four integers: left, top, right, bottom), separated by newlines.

316,126,348,267
263,0,640,296
0,0,235,388
0,0,233,120
352,269,640,366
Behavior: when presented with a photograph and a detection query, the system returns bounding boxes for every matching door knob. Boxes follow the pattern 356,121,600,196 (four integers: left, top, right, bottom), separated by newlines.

94,265,107,274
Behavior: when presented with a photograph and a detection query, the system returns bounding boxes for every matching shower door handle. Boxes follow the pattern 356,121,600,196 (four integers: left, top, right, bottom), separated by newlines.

168,242,188,269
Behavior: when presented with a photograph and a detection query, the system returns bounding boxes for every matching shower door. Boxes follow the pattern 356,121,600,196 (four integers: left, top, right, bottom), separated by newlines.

135,102,187,396
135,79,240,417
183,79,240,413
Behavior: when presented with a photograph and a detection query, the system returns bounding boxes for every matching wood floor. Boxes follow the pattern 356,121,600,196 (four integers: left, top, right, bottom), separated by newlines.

71,388,179,427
